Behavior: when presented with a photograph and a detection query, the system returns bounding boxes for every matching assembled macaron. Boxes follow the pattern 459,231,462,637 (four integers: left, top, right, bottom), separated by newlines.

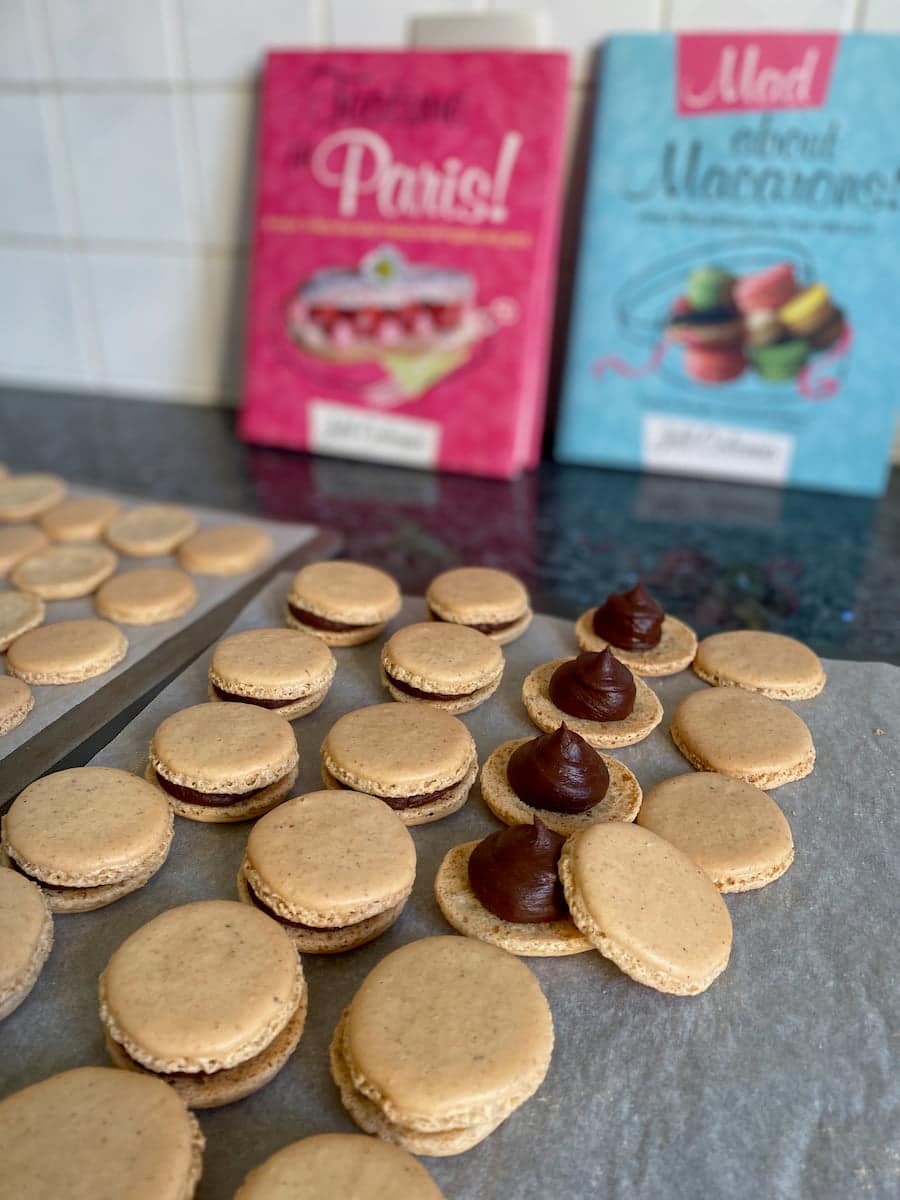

6,618,127,684
209,627,335,719
426,565,532,644
178,524,273,575
575,581,697,675
147,701,299,822
0,473,66,521
0,866,53,1020
237,790,416,953
321,702,477,825
692,630,825,699
0,675,34,735
286,560,401,645
38,495,121,542
105,503,197,557
381,621,503,713
11,543,118,599
94,565,198,625
100,899,307,1108
0,589,45,651
2,767,173,912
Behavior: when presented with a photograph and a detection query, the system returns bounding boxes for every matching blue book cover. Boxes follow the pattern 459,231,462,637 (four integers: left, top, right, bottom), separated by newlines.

556,32,900,495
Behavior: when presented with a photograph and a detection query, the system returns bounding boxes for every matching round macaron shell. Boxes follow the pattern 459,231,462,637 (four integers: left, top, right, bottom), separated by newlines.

0,675,34,735
733,263,798,313
6,619,127,685
178,525,273,575
0,525,50,576
209,627,336,708
105,504,198,557
11,543,118,599
287,560,402,629
0,474,67,521
522,658,664,749
0,867,53,1020
38,495,122,542
693,630,825,699
426,566,531,629
684,344,746,383
95,566,198,625
381,622,504,695
0,590,45,652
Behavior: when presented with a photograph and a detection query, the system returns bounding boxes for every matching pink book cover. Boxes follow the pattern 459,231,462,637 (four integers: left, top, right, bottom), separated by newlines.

238,50,569,478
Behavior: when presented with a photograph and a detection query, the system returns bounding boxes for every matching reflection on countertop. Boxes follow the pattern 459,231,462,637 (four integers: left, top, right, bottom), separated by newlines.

1,385,896,662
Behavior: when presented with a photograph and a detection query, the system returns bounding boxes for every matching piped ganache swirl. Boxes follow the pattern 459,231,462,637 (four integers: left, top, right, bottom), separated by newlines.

507,724,609,814
467,818,568,923
592,582,664,651
548,648,636,722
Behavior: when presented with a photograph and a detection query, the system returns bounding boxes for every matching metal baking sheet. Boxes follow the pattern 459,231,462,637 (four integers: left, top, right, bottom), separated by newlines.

1,491,338,803
2,573,898,1200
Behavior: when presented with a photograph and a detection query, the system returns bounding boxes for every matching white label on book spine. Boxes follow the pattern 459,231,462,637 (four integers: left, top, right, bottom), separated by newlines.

309,401,441,469
642,414,793,485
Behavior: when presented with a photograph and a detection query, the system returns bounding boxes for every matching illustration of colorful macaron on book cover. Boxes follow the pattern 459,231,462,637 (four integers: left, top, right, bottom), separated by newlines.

557,33,900,495
239,51,569,478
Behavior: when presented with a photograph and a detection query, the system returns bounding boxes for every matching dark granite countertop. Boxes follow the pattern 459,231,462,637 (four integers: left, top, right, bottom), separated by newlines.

2,385,897,663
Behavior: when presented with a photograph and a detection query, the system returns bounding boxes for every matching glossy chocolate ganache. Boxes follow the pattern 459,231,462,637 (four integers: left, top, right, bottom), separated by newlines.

467,818,568,923
548,648,636,722
507,723,609,814
592,582,664,651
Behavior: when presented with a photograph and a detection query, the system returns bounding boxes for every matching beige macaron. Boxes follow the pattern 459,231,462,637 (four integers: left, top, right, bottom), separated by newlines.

321,702,477,825
105,503,197,557
0,1067,204,1199
285,560,402,646
381,621,504,713
670,687,815,788
2,767,173,912
0,866,53,1020
147,701,299,822
0,524,49,576
237,790,416,953
95,565,198,625
38,495,122,542
6,618,127,684
636,772,794,891
209,627,336,719
560,822,733,995
235,1132,444,1200
522,657,663,748
0,675,34,735
0,473,66,521
330,936,554,1155
480,736,642,836
100,899,307,1109
426,566,532,645
575,609,697,676
11,543,118,599
693,630,826,699
0,589,45,651
177,524,274,575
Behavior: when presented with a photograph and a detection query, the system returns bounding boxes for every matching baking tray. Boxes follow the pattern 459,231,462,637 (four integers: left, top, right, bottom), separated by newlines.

2,573,898,1199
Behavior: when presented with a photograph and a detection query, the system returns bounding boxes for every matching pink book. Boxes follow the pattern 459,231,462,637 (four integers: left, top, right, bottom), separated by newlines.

239,50,569,478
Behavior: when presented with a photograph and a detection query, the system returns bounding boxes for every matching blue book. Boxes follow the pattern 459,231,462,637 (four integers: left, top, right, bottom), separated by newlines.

557,32,900,495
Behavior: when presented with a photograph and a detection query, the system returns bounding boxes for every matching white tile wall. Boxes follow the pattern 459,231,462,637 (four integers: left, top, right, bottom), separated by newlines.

181,0,318,83
45,0,174,83
0,248,87,384
330,0,481,47
0,95,63,237
0,0,52,83
189,89,258,247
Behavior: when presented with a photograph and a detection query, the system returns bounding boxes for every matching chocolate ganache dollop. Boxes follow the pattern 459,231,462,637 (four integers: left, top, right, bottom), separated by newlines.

467,818,568,923
548,648,636,722
506,723,609,814
592,582,664,651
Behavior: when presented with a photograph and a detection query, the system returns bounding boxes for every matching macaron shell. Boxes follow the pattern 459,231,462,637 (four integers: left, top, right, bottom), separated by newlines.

480,738,642,836
426,566,530,626
178,525,274,575
95,566,198,625
779,282,833,334
684,343,745,383
381,622,504,694
38,495,121,542
0,590,45,652
0,1066,203,1199
693,630,825,699
670,687,815,788
146,761,298,824
209,627,336,700
559,822,733,995
636,772,794,892
434,841,592,957
234,1132,445,1200
100,899,303,1075
287,561,402,626
11,543,118,599
0,524,49,576
6,619,127,684
105,504,198,557
522,658,663,748
574,610,697,676
0,474,67,520
285,607,388,647
0,675,34,735
0,867,53,1020
382,668,501,714
733,263,797,313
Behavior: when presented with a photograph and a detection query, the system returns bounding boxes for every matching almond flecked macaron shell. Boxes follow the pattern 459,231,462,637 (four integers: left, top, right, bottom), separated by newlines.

670,687,815,788
427,566,530,626
244,791,416,925
341,935,553,1130
6,619,127,684
0,474,67,520
0,867,53,1019
288,561,402,625
693,630,826,699
574,610,698,677
95,566,198,625
177,525,274,575
322,702,476,797
559,822,733,995
235,1133,445,1200
0,590,45,651
3,767,173,889
636,772,794,891
0,1066,203,1200
38,495,122,542
0,524,49,575
105,504,197,557
210,628,336,700
100,899,302,1074
0,675,34,735
522,658,663,748
150,702,298,793
382,622,504,694
11,543,118,599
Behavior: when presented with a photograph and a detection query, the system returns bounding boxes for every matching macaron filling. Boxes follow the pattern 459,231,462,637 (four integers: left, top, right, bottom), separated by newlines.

153,772,282,808
328,770,459,811
428,608,522,635
468,819,569,923
241,877,369,932
287,602,376,633
506,724,610,814
548,648,637,722
592,582,664,651
383,671,481,702
6,857,101,897
210,683,300,710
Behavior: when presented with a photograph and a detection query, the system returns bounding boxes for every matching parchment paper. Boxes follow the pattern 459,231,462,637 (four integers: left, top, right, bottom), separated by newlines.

2,572,898,1200
0,490,336,803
